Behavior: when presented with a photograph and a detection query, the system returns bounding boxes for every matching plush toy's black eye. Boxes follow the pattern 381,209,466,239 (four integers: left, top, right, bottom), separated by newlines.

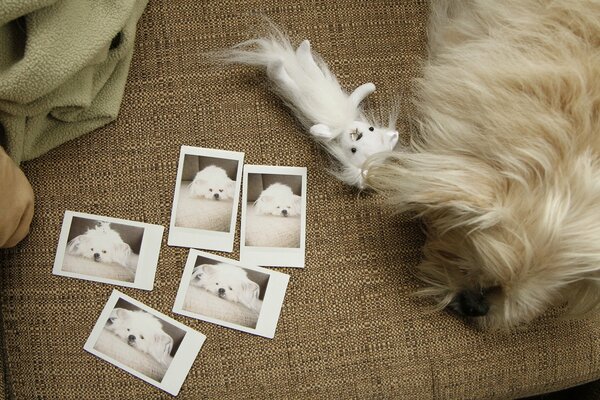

219,189,223,192
351,147,357,153
91,248,94,251
209,188,213,192
127,328,130,332
140,335,144,340
102,250,107,254
369,126,374,131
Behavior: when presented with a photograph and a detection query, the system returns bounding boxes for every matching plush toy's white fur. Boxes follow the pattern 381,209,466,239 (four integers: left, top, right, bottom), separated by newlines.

216,26,399,188
189,165,235,201
106,308,174,367
366,0,600,330
191,262,262,313
253,183,301,217
66,222,133,268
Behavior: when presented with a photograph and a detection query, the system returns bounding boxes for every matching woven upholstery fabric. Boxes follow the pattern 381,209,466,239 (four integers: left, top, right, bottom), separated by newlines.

1,1,600,399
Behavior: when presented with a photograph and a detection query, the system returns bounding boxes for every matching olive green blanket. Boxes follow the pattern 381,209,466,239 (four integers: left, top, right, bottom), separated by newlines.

0,0,148,163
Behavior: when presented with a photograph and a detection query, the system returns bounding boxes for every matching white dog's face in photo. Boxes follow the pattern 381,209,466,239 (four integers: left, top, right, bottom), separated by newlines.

66,222,132,267
253,183,301,217
191,262,261,313
105,308,174,367
189,165,235,201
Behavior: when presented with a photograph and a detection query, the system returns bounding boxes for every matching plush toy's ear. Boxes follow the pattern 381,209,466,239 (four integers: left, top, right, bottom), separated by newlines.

309,124,334,140
150,330,174,366
386,130,400,149
349,82,376,108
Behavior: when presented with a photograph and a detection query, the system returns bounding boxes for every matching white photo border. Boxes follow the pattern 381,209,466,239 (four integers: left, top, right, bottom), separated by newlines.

84,289,206,396
240,165,307,268
173,249,290,339
168,145,244,253
52,211,164,290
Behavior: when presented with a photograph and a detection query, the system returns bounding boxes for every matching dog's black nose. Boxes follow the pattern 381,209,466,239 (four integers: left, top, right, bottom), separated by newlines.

453,290,490,317
281,209,288,216
93,253,100,261
214,193,220,200
218,288,225,295
128,334,135,342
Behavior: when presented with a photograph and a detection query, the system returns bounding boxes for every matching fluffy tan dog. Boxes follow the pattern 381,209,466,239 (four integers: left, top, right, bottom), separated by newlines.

366,0,600,329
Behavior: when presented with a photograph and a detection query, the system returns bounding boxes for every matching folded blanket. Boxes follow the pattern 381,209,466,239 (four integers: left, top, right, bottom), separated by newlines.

0,0,148,163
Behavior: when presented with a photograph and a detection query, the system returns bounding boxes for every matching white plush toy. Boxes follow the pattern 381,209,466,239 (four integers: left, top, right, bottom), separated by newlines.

217,28,399,188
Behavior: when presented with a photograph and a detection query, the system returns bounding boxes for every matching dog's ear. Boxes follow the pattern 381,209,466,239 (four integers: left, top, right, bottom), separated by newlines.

191,264,213,281
150,330,174,366
253,195,272,215
113,242,132,267
66,236,82,254
366,152,500,230
189,177,207,195
240,279,261,312
107,308,128,326
292,194,302,215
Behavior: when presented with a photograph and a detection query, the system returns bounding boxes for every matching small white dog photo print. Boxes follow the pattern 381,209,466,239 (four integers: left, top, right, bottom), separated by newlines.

168,145,244,252
53,211,164,290
173,249,290,338
240,165,307,267
84,290,206,396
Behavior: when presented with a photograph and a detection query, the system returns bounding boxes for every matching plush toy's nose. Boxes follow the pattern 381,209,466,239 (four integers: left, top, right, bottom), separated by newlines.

93,253,100,261
213,193,220,200
281,209,288,216
128,335,136,342
218,288,225,295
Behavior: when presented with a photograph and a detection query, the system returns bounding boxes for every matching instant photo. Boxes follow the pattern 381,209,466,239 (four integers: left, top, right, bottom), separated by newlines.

168,145,244,252
173,249,290,338
53,211,164,290
84,290,206,396
240,165,307,267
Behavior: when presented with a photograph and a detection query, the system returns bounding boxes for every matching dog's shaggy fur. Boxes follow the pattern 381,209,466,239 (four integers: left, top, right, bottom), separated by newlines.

366,0,600,329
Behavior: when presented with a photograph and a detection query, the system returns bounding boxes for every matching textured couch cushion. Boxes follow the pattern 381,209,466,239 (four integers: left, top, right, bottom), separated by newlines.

1,1,599,399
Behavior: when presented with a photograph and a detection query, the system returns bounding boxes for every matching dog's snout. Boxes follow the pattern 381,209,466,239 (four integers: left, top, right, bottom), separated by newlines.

218,287,225,295
93,253,100,261
213,193,220,200
452,290,490,317
128,334,136,342
281,209,288,216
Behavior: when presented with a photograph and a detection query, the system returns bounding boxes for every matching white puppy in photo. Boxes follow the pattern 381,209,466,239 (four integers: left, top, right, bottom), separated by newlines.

191,263,262,313
105,308,174,367
189,165,235,201
66,222,134,268
253,183,301,217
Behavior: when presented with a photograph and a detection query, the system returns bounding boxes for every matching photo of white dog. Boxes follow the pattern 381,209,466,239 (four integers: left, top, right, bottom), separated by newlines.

91,298,187,384
244,173,304,249
191,262,262,313
173,154,240,232
189,165,235,201
67,222,134,268
253,183,301,217
62,217,142,283
182,257,268,329
105,308,174,367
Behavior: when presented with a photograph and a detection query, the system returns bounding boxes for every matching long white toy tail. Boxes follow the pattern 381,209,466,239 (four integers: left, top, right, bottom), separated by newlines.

215,26,399,188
